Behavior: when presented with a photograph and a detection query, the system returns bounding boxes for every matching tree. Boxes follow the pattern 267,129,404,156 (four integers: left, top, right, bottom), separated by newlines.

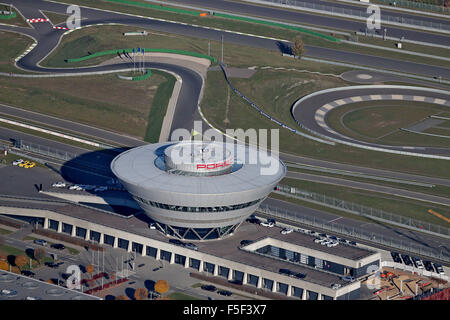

292,35,305,58
0,261,8,271
115,295,129,300
86,264,94,274
15,255,28,271
154,280,169,295
33,247,46,264
134,288,148,300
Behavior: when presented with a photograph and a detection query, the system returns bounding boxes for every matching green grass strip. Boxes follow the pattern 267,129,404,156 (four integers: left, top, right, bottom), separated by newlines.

105,0,202,16
213,12,340,42
104,0,339,42
0,12,16,19
66,48,217,63
132,69,152,81
144,70,176,143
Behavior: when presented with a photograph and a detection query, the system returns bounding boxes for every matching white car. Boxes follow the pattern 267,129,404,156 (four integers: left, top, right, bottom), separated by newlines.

52,182,66,188
12,159,24,166
331,284,341,290
321,240,332,246
281,228,294,235
149,223,156,230
314,238,325,244
260,221,275,228
327,241,339,247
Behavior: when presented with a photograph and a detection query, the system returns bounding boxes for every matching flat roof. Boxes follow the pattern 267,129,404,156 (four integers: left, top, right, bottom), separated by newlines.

0,199,370,289
0,271,101,300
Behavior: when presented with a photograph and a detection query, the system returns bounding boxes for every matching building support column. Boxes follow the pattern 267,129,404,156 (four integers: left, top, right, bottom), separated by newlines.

257,277,262,289
228,269,233,280
242,272,248,285
199,260,204,272
127,241,132,253
71,225,76,237
57,221,62,233
169,252,175,264
213,265,218,276
302,289,307,300
99,233,104,245
86,229,91,241
272,281,277,293
43,217,49,229
184,256,189,268
142,245,147,257
287,285,292,297
317,293,322,300
113,237,118,248
155,248,160,260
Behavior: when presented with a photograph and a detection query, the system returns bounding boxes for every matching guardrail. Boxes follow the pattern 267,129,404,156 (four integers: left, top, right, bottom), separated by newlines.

218,63,335,146
257,203,450,262
244,0,450,32
275,184,450,239
371,0,450,14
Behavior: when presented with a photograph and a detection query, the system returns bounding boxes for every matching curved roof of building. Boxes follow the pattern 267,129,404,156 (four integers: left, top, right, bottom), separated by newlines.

111,141,286,196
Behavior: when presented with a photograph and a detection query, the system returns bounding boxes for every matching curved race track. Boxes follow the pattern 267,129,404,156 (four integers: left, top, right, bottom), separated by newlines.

292,85,450,159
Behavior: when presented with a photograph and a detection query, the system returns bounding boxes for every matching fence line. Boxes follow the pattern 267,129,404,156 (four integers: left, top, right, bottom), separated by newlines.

257,203,450,262
276,184,449,238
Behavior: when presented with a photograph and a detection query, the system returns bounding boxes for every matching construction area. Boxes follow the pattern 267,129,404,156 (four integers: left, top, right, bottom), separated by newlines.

363,267,449,300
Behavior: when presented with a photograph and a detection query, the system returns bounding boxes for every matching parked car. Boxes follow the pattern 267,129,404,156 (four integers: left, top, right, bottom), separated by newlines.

0,289,17,297
246,217,261,224
341,276,355,282
338,238,348,244
33,239,47,246
329,235,338,241
412,257,424,269
327,241,339,247
21,270,35,277
51,243,65,250
69,185,81,190
240,240,254,246
401,254,412,266
18,160,30,168
331,284,341,290
294,273,306,279
319,233,327,238
24,162,35,169
217,290,232,296
433,263,445,275
423,260,434,272
94,186,108,192
279,268,294,277
348,241,357,246
45,262,59,268
201,285,217,292
184,243,198,251
12,159,24,166
52,182,66,188
281,228,294,235
314,238,325,244
260,221,274,228
321,240,332,246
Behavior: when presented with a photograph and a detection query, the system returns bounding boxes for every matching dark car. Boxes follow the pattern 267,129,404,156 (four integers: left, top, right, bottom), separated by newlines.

294,273,306,279
329,236,338,241
246,217,261,224
45,262,59,268
201,285,217,292
433,263,445,275
51,243,65,250
390,252,402,263
217,290,232,296
348,241,357,246
279,268,295,277
423,260,434,272
267,218,276,224
21,270,35,277
169,239,184,247
401,254,412,266
240,240,254,246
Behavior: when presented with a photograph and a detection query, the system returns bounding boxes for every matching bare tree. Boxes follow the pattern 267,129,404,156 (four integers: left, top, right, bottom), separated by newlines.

292,35,305,58
134,288,148,300
34,247,46,264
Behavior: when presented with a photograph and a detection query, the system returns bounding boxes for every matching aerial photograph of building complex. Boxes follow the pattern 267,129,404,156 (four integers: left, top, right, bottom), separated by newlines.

0,0,448,309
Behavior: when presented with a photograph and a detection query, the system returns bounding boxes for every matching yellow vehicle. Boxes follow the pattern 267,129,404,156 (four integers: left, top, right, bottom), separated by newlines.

18,160,30,168
24,162,36,169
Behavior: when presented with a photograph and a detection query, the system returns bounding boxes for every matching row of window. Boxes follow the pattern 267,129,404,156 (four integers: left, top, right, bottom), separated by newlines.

133,196,262,212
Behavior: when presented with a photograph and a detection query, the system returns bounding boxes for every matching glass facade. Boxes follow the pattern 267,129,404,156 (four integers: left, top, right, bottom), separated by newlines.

133,195,262,213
